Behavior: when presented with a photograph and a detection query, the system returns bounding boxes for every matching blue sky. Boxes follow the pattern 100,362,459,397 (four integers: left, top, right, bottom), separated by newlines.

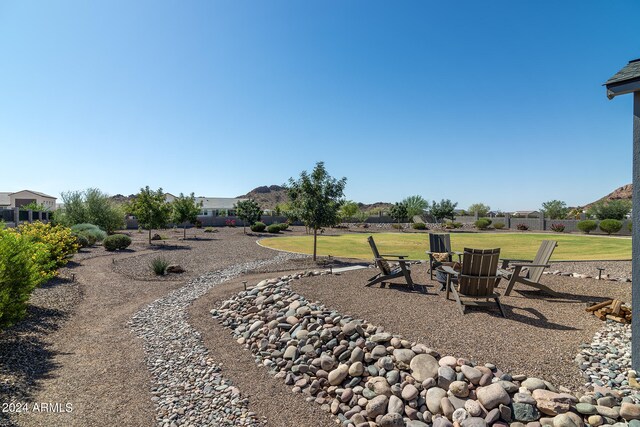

1,1,638,210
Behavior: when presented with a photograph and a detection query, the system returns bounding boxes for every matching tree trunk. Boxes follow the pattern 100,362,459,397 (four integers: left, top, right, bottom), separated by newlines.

243,223,246,234
184,224,187,240
148,228,152,245
313,227,317,261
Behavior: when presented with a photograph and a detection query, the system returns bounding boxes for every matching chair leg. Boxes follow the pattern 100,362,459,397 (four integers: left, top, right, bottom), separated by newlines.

445,274,451,300
495,297,506,318
429,258,434,280
400,262,414,288
504,266,523,296
448,282,465,315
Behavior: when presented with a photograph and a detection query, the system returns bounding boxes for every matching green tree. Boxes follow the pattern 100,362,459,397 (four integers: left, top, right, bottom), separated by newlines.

20,201,49,212
287,161,346,260
389,202,408,224
130,186,172,244
172,193,202,239
468,203,491,217
56,188,124,233
339,200,359,221
541,200,569,220
587,200,632,221
235,199,263,234
430,199,458,222
402,195,428,219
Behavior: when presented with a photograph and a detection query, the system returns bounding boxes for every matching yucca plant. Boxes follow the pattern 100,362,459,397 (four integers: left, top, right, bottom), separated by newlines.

150,257,169,275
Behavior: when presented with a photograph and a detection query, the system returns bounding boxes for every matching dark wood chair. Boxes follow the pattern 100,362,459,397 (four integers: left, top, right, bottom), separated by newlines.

426,233,462,279
366,236,418,289
443,248,505,317
500,240,558,296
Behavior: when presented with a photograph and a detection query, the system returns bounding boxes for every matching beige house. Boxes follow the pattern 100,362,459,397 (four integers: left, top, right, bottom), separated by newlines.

0,190,57,210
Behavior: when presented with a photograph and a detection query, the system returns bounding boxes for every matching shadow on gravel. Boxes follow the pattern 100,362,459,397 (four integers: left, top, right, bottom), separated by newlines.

0,306,69,426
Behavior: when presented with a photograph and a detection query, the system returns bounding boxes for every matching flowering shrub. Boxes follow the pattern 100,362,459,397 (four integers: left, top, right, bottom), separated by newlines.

17,222,78,275
516,223,529,231
225,219,236,227
550,223,565,233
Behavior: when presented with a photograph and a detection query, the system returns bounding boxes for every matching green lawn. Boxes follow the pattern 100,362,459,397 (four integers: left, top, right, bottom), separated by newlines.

260,232,631,261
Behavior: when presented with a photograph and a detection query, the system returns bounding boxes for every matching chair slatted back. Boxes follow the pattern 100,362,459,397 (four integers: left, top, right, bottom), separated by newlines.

430,234,452,260
528,240,557,282
367,236,391,275
458,248,501,297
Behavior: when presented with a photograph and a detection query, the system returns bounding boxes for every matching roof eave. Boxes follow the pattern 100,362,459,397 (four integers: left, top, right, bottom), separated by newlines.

606,79,640,100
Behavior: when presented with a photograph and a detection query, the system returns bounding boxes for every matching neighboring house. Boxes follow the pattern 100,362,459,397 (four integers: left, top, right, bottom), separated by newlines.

510,210,540,218
164,193,177,203
0,190,57,210
196,197,247,217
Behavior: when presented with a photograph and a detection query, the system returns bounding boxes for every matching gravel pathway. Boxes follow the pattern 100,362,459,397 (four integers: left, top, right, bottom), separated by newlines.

129,252,305,427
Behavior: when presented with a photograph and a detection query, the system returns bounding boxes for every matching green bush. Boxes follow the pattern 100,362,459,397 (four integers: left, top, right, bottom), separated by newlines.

493,222,505,230
412,222,427,230
276,222,289,231
18,222,79,273
73,232,90,248
266,224,281,233
392,223,403,229
599,219,622,235
71,223,107,242
577,220,598,234
103,234,132,251
0,227,47,328
250,222,266,232
204,227,217,233
474,218,491,230
150,257,169,275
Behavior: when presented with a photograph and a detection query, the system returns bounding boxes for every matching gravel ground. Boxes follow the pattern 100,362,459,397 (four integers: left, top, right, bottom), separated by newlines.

290,265,632,391
547,260,631,280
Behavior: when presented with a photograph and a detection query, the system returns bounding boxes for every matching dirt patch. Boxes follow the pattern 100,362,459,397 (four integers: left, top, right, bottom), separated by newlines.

188,273,336,427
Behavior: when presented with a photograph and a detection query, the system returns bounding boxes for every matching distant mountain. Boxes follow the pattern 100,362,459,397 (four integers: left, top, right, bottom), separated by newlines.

237,185,289,210
584,184,632,208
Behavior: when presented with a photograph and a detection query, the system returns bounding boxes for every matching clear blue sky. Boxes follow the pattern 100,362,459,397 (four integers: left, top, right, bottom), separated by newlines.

1,1,638,211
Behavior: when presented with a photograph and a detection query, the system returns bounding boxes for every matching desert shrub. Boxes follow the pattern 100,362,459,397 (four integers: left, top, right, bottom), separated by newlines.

73,232,90,248
276,222,289,231
204,227,217,233
577,220,597,234
444,221,463,229
150,257,169,275
103,234,132,251
474,218,491,230
493,222,505,230
18,222,78,273
250,222,266,232
70,223,107,242
392,223,403,229
550,223,565,233
516,223,529,231
599,219,622,235
0,228,48,328
194,220,202,228
266,224,281,233
225,219,236,227
412,222,427,230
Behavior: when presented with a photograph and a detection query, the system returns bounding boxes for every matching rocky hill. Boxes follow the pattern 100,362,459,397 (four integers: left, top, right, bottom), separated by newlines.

237,185,289,210
584,184,632,208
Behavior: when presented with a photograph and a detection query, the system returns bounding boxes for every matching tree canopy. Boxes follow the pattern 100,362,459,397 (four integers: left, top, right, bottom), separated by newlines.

401,195,428,219
587,200,632,221
287,161,346,260
56,188,124,233
235,199,263,234
172,193,201,238
430,199,458,222
541,200,569,220
129,186,172,244
468,203,490,217
389,202,408,223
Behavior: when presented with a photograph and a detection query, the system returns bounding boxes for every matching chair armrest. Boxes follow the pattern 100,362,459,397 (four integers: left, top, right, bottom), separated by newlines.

440,266,459,276
452,251,463,255
380,254,409,258
511,263,550,268
500,258,531,268
376,257,422,263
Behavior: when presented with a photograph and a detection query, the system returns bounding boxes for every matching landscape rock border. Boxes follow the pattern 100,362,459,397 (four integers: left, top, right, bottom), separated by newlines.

212,271,639,427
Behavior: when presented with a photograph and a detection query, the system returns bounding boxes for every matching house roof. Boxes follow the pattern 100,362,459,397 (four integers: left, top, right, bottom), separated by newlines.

10,189,56,199
605,59,640,99
605,59,640,85
196,197,247,210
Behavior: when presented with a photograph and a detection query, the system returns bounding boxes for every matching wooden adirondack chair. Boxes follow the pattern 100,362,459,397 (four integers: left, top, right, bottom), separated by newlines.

443,248,505,317
500,240,558,296
426,233,462,279
366,236,417,289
